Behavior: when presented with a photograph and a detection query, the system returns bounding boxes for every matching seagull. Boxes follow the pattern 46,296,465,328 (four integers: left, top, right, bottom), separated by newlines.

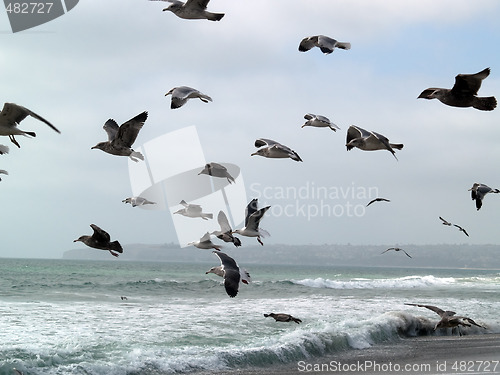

302,113,340,132
366,198,390,207
264,313,302,324
74,224,123,258
468,183,500,211
405,303,486,336
210,251,251,298
164,86,212,109
91,111,147,162
0,169,8,181
252,138,302,162
381,247,412,258
454,224,469,237
122,196,156,207
174,200,213,220
0,145,8,155
346,125,403,160
188,232,221,250
418,68,497,111
298,35,351,54
0,102,60,148
120,296,128,301
198,162,235,184
150,0,224,21
439,216,452,226
233,198,270,246
211,210,242,247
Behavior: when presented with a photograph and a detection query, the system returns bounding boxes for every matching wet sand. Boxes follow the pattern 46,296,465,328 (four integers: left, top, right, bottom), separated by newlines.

198,334,500,375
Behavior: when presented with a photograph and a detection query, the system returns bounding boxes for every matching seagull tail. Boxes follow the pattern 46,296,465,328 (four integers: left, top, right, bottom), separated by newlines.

207,12,224,21
292,317,302,324
130,151,144,162
390,143,404,150
473,96,497,111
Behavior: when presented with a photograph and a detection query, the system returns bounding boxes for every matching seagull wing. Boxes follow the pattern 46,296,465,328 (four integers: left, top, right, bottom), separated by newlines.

346,125,369,148
246,206,270,231
304,113,314,120
103,119,119,141
371,131,398,160
451,68,490,97
439,216,451,225
114,111,148,148
317,35,337,54
217,211,232,233
199,232,211,242
255,138,279,148
213,251,241,298
1,103,60,133
208,162,228,172
244,199,259,227
185,0,210,10
90,224,111,243
405,303,453,317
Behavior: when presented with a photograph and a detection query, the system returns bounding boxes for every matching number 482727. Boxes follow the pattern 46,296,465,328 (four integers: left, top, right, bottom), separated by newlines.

5,3,54,14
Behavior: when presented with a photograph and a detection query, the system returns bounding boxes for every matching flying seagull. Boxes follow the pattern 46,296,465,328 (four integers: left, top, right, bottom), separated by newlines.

468,183,499,211
174,200,213,220
405,303,486,336
454,224,469,237
302,113,340,132
198,162,235,184
264,313,302,324
92,111,147,162
346,125,403,160
210,251,251,298
74,224,123,258
164,86,212,109
211,210,242,247
0,145,7,181
252,138,302,162
0,102,60,148
366,198,390,207
233,198,270,246
149,0,224,21
0,169,7,181
188,232,221,250
122,196,156,207
298,35,351,54
418,68,497,111
381,247,412,258
439,216,452,226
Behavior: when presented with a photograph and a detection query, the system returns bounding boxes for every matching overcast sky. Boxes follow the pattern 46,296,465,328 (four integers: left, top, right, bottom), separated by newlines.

1,0,500,259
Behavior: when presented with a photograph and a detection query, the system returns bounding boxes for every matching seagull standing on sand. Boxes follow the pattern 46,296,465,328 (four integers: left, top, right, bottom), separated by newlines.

174,200,213,220
252,138,302,162
122,196,156,207
302,113,340,132
188,232,221,250
418,68,497,111
298,35,350,54
405,303,486,336
468,183,499,210
164,86,212,109
366,198,390,207
210,251,251,298
150,0,224,21
0,102,60,148
74,224,123,258
92,111,147,162
381,247,412,258
211,210,242,247
346,125,403,160
264,313,302,324
233,199,270,246
198,162,235,184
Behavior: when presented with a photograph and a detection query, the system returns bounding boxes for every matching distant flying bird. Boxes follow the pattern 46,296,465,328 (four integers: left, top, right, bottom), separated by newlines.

188,232,221,250
233,198,270,246
418,68,497,111
74,224,123,258
122,196,156,207
120,296,128,300
92,111,147,162
211,251,251,298
0,169,8,181
439,216,452,226
0,102,60,148
150,0,224,21
174,200,213,220
252,138,302,162
198,162,235,184
264,313,302,324
298,35,351,54
164,86,212,109
381,247,412,258
366,198,390,207
211,210,242,247
346,125,403,160
405,303,486,336
302,113,340,132
468,183,500,211
0,145,8,155
454,224,469,237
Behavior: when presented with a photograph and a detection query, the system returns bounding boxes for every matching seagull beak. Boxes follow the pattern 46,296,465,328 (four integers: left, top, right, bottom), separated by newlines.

251,152,257,156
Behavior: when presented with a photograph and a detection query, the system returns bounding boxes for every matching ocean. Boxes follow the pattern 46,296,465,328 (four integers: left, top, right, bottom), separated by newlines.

0,258,499,375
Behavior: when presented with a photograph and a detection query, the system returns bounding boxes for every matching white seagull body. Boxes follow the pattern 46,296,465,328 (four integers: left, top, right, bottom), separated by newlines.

0,102,60,148
346,125,403,160
211,251,250,298
122,196,156,207
299,35,351,54
165,86,212,109
252,138,302,162
468,183,499,210
198,162,235,184
174,200,213,220
188,232,221,250
150,0,224,21
302,113,340,132
233,198,270,245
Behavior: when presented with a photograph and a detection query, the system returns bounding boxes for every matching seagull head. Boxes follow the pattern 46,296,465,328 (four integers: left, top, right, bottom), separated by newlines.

73,236,85,243
251,149,266,157
345,138,364,149
468,183,480,191
91,142,107,151
418,88,441,100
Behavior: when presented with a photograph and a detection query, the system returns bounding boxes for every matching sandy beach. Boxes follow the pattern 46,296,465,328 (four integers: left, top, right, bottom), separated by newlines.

201,334,500,375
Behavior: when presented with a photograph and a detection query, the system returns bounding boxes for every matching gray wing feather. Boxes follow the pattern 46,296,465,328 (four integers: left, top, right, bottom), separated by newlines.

114,111,148,148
